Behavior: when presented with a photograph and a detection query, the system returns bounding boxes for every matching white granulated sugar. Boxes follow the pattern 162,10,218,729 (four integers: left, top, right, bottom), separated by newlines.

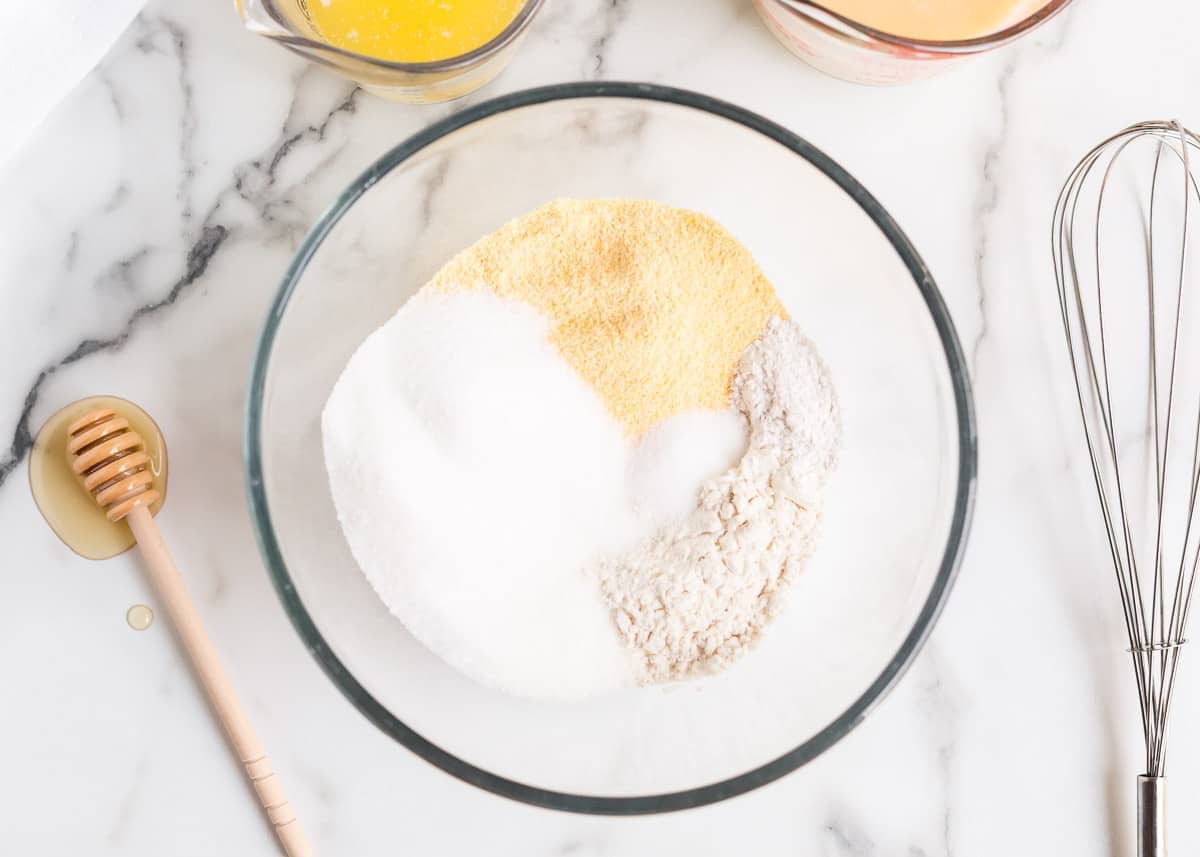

596,317,840,683
627,408,748,533
322,289,747,700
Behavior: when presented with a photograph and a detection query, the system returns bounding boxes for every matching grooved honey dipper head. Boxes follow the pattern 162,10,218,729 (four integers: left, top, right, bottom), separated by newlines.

66,408,160,522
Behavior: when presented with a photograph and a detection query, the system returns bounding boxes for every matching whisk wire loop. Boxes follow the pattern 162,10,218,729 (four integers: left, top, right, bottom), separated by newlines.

1052,120,1200,784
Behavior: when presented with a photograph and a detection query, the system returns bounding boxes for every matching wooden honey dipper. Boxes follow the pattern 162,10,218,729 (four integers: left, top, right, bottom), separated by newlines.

67,408,313,857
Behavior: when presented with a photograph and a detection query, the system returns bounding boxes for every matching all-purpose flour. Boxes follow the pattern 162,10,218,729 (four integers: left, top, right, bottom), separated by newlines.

323,292,839,700
596,318,840,682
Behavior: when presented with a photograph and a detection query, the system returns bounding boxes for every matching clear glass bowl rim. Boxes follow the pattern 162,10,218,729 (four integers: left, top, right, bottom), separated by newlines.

238,0,546,73
771,0,1073,53
244,81,979,815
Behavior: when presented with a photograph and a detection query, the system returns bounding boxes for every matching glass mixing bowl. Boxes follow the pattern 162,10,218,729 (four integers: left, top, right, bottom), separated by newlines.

754,0,1073,84
246,82,977,814
235,0,545,103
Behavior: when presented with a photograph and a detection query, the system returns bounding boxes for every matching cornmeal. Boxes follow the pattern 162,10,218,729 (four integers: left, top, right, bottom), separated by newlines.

427,199,785,436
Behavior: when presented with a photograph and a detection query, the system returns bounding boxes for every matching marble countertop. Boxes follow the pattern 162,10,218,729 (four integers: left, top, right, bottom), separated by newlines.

4,0,1200,853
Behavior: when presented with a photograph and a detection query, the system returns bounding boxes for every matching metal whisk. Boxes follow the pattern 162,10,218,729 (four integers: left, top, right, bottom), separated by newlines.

1052,120,1200,857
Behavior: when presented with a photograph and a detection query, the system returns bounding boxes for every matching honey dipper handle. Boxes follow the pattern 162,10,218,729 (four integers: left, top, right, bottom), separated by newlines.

126,506,313,857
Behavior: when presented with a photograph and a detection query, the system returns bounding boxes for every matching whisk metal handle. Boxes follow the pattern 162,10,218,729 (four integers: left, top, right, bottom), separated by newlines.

1138,776,1166,857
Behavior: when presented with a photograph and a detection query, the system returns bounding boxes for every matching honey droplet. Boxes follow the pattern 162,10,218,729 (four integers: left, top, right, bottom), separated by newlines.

29,396,168,560
126,604,155,631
